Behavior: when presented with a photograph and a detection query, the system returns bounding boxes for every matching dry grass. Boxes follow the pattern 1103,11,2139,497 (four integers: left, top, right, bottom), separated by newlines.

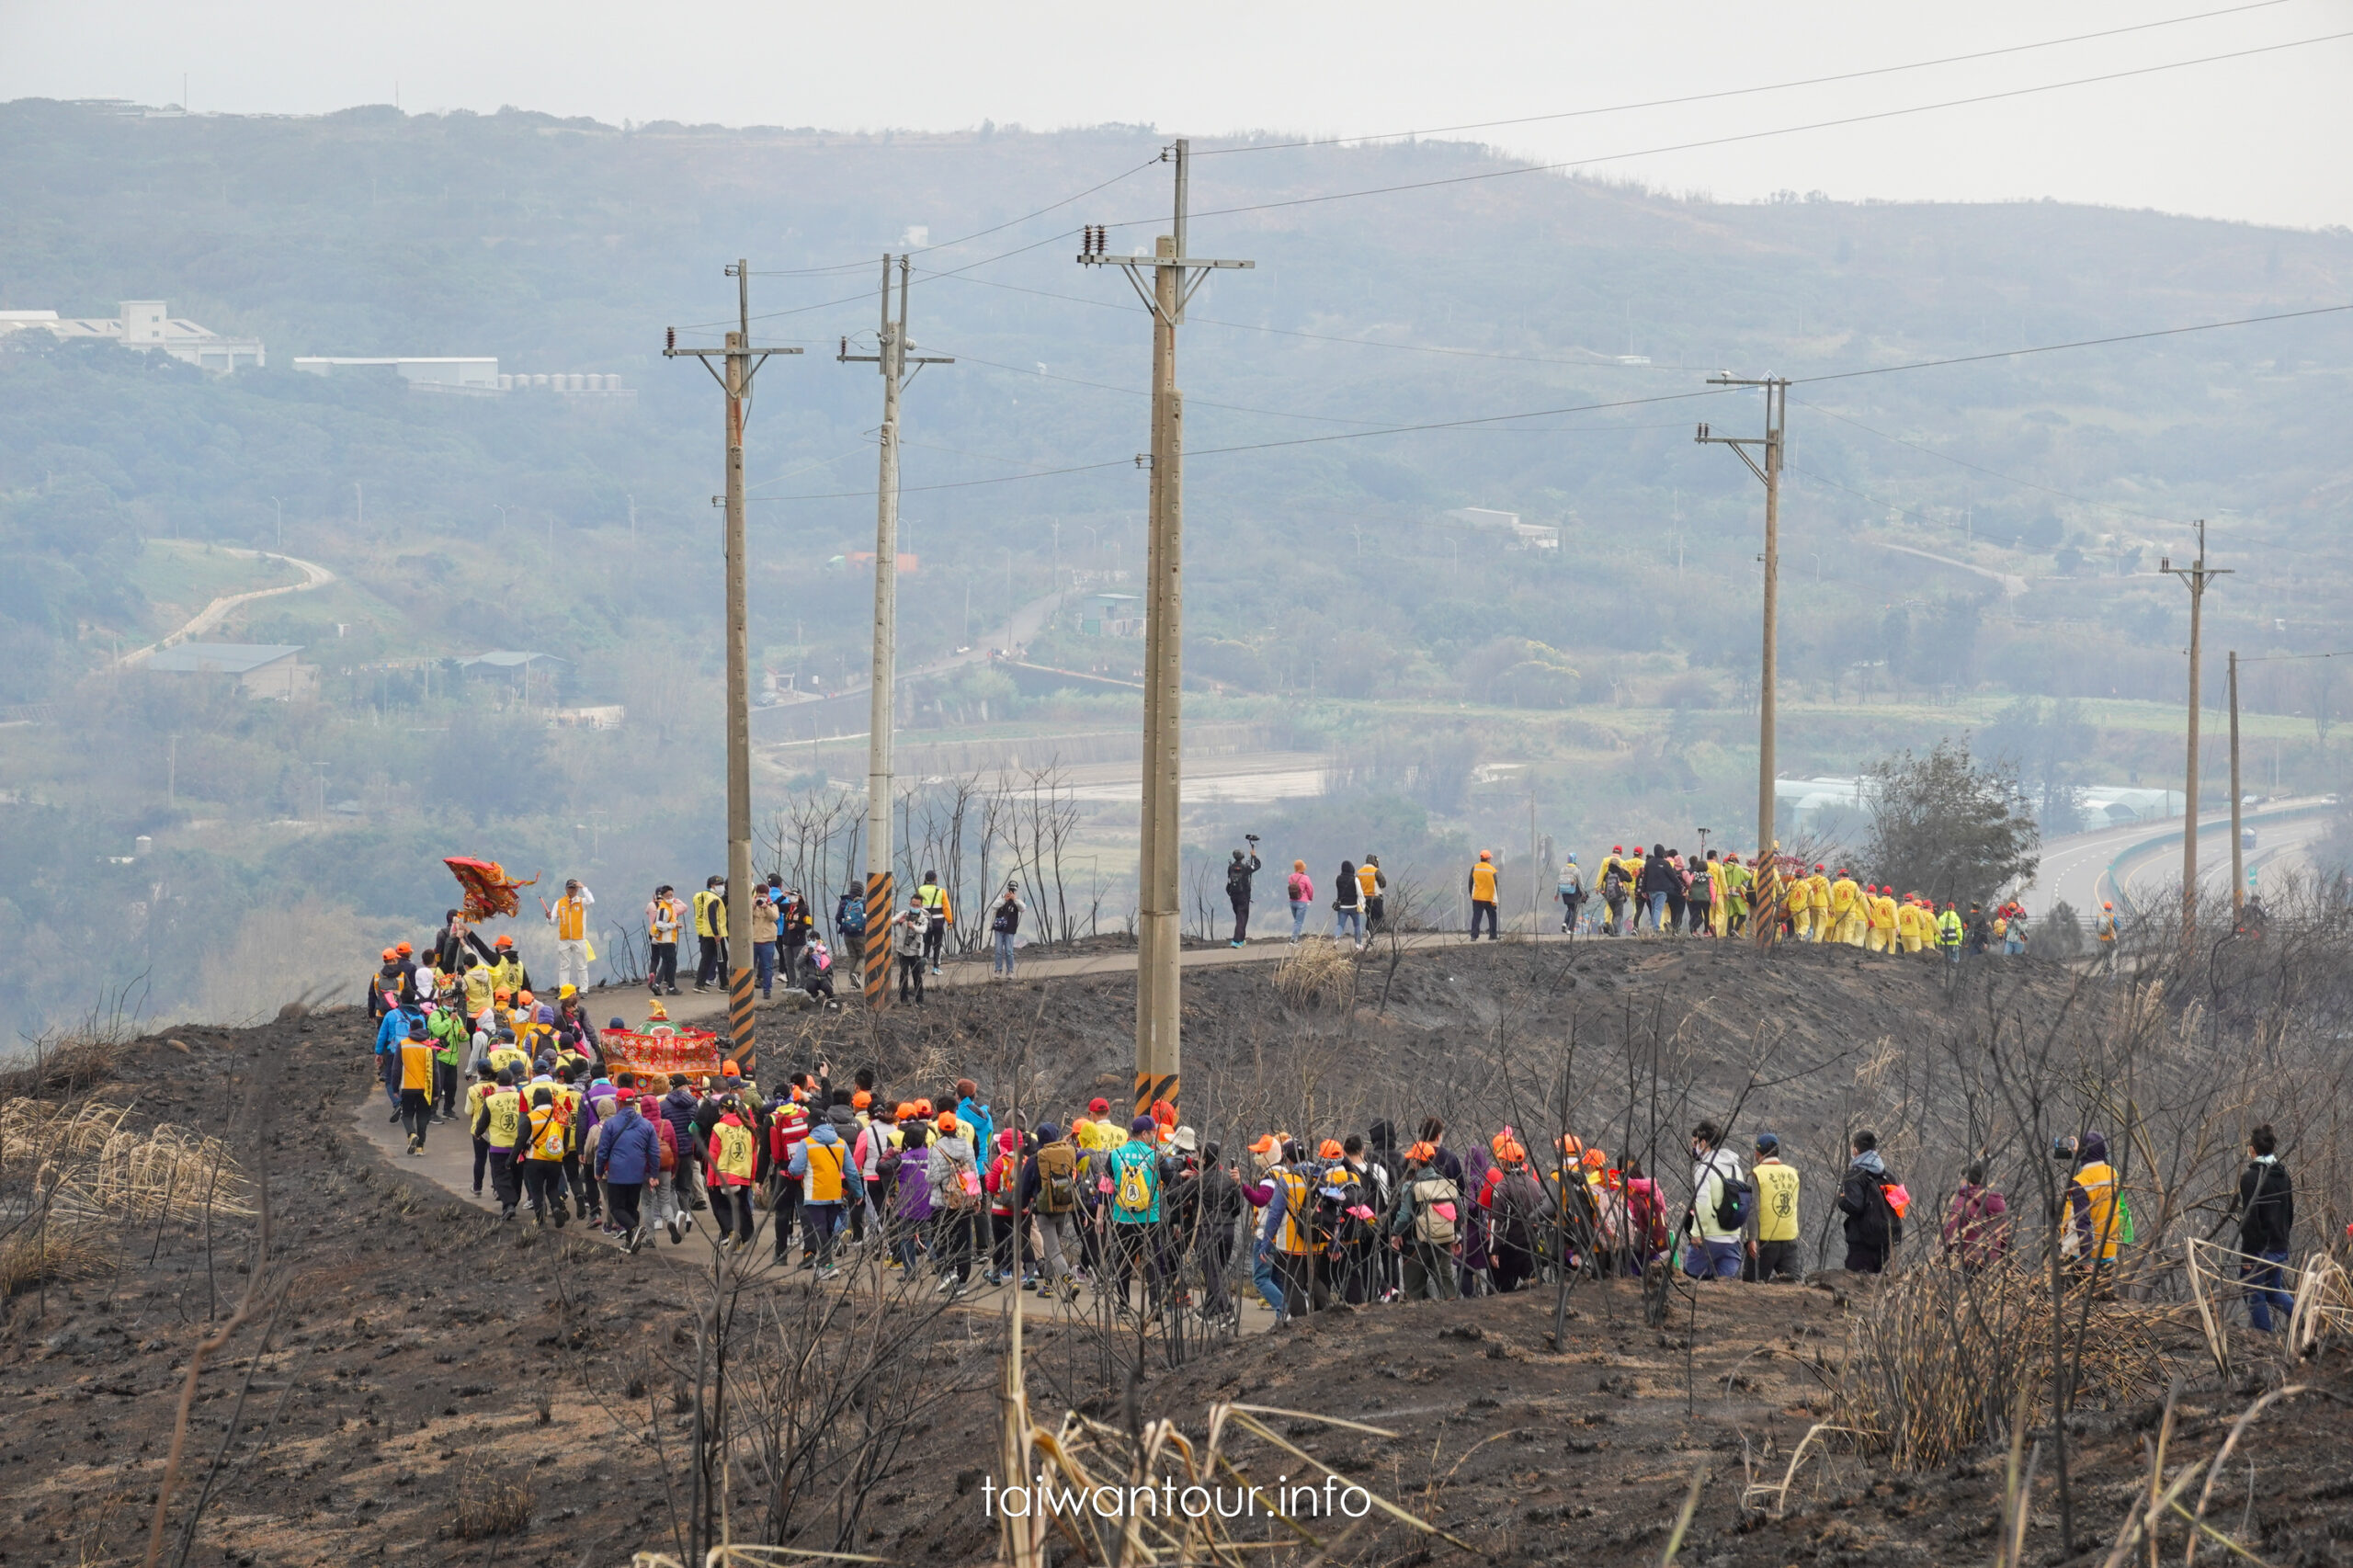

1273,937,1358,1010
1835,1251,2177,1472
0,1222,112,1296
449,1473,537,1540
0,1098,251,1221
0,1039,119,1100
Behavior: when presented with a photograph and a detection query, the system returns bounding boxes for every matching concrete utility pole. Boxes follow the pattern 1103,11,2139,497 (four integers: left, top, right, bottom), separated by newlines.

2228,648,2245,920
2160,520,2229,944
664,261,802,1067
1076,139,1252,1116
837,256,953,1008
1696,375,1788,858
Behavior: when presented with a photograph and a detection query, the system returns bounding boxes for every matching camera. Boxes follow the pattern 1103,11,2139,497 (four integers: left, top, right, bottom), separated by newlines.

1245,833,1260,845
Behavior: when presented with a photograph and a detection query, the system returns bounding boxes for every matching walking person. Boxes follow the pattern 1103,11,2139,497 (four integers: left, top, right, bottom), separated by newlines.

1682,1121,1746,1279
1192,1140,1247,1323
394,1015,437,1154
2231,1124,2295,1332
546,878,595,994
1225,841,1262,948
1387,1142,1461,1300
1640,844,1677,937
645,885,683,994
1836,1131,1904,1274
1941,1162,2010,1272
594,1090,659,1252
1333,859,1364,949
1467,849,1500,940
891,895,929,1004
1556,854,1585,935
1748,1132,1801,1281
692,876,728,991
989,882,1024,979
1285,860,1314,942
915,869,951,975
1358,856,1389,935
749,884,779,999
520,1086,571,1228
930,1112,984,1295
1022,1122,1084,1300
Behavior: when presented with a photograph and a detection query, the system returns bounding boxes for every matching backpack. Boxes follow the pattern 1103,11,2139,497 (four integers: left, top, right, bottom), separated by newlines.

1604,866,1627,896
835,895,866,937
992,901,1019,935
1409,1176,1460,1245
1225,861,1251,897
1711,1168,1752,1233
1557,869,1583,898
1112,1149,1155,1217
1037,1143,1078,1213
940,1147,982,1210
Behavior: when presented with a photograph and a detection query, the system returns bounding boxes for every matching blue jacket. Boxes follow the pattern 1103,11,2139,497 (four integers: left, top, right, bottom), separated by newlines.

375,1006,422,1056
957,1096,995,1160
596,1104,661,1186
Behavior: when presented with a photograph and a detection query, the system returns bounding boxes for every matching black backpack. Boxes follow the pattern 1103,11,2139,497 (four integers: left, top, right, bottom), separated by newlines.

1711,1166,1753,1233
1226,861,1251,897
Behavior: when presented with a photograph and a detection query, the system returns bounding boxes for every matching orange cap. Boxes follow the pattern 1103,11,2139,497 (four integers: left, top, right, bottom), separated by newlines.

1583,1147,1608,1170
1317,1138,1344,1160
1248,1133,1278,1155
893,1102,915,1120
493,987,512,1000
381,947,398,961
395,941,413,956
1405,1141,1436,1162
936,1112,960,1135
1495,1138,1527,1165
1558,1134,1584,1158
914,1098,933,1118
495,934,514,948
517,990,534,1006
720,1060,741,1077
851,1089,873,1109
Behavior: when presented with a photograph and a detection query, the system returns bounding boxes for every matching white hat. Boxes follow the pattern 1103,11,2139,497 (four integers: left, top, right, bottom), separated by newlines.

1172,1125,1199,1152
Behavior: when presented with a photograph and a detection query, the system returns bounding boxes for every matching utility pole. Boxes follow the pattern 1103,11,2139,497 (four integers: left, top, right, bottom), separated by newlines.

2160,522,2229,944
664,261,802,1067
838,256,952,1008
2228,648,2245,921
1077,139,1252,1116
1696,375,1788,857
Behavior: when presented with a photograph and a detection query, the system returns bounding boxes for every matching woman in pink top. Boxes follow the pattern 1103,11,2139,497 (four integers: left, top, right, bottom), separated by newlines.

1286,860,1315,942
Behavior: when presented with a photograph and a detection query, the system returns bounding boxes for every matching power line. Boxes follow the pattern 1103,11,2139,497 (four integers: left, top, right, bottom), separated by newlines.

938,345,1392,425
1792,301,2353,384
2239,649,2353,664
1097,31,2353,232
1193,0,2299,158
1790,395,2189,525
749,157,1164,278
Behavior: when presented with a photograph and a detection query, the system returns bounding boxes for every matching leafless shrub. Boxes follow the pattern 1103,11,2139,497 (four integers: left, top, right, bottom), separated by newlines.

449,1472,536,1540
1273,937,1357,1010
0,1222,110,1296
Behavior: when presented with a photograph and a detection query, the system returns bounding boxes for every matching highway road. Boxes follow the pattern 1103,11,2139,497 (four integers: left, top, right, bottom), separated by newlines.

2026,796,2333,917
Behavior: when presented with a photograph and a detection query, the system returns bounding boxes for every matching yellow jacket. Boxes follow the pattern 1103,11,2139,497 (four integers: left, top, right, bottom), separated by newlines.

1828,878,1860,915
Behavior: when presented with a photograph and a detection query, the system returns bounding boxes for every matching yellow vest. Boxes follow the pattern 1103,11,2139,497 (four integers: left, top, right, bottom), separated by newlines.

802,1139,847,1202
397,1039,436,1093
553,894,589,941
1273,1168,1319,1255
711,1119,757,1183
2074,1162,2124,1261
1753,1161,1801,1243
1471,862,1498,902
526,1103,567,1162
483,1087,525,1147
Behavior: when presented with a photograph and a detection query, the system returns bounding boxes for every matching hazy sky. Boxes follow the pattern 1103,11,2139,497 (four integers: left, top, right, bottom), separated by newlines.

6,0,2350,230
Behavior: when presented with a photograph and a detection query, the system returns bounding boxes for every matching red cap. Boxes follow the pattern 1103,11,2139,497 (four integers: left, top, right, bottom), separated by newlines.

1088,1097,1110,1117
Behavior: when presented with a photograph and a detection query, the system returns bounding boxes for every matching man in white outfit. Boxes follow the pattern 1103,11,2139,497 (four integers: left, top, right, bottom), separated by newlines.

548,878,596,993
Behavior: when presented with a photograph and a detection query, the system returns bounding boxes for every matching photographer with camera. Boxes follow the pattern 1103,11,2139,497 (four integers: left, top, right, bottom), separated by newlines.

1226,837,1263,949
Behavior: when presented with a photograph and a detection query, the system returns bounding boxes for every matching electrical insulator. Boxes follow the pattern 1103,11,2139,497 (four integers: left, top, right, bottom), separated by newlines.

665,326,676,352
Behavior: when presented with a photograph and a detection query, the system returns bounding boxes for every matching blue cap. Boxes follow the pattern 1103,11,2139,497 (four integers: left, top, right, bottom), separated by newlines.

1754,1131,1779,1153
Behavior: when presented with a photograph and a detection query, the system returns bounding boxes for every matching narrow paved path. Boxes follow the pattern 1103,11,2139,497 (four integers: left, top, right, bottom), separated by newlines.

117,548,337,667
348,1089,1282,1327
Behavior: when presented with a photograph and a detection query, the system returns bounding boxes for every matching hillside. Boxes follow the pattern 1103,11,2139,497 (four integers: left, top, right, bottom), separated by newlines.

4,937,2351,1566
3,97,2352,1040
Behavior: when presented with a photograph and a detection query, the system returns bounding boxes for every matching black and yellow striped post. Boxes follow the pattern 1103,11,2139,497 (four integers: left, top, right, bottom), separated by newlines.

726,962,757,1076
863,870,895,1009
1134,1071,1178,1121
1751,844,1785,948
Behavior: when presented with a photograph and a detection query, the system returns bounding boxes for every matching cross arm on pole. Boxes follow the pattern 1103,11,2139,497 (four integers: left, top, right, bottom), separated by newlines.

1076,253,1254,326
1695,424,1769,485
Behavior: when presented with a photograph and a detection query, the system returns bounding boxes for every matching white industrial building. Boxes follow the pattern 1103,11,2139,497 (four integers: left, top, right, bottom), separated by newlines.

0,301,265,371
293,355,500,391
290,358,631,398
1440,506,1561,550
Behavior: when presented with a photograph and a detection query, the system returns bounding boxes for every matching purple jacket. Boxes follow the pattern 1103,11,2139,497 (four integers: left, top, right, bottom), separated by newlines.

896,1146,934,1221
